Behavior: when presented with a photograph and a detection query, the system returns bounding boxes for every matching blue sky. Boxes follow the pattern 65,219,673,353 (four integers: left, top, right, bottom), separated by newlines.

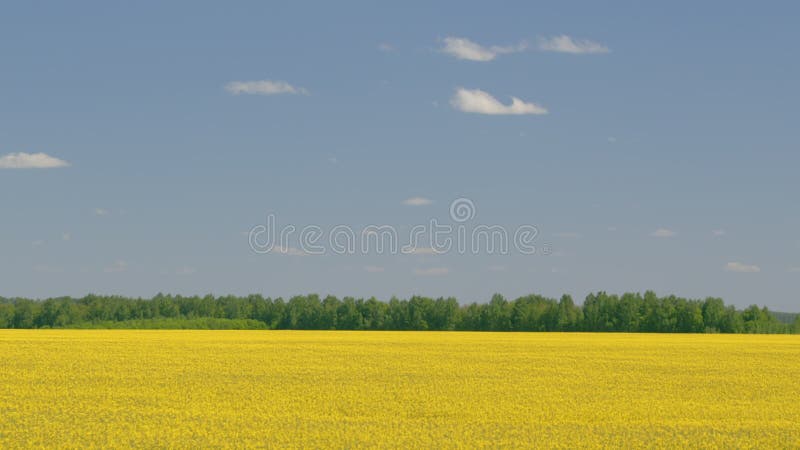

1,1,799,309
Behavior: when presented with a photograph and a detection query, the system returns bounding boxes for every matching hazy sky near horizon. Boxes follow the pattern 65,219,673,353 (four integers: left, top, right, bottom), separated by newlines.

1,1,799,309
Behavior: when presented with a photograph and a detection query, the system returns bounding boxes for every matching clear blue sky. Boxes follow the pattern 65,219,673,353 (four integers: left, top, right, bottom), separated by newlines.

1,1,798,310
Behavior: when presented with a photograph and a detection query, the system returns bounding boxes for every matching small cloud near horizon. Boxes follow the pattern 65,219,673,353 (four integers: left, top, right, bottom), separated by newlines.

104,260,128,273
725,262,761,273
414,267,450,276
650,228,676,238
402,246,439,255
271,246,307,256
0,152,69,169
176,266,197,275
402,197,433,206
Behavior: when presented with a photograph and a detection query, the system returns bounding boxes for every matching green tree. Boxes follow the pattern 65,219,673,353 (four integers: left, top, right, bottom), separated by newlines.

0,302,14,328
556,295,582,331
701,297,726,332
487,294,512,331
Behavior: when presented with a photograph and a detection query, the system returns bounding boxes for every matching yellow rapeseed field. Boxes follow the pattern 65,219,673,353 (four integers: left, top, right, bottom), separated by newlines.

1,331,798,448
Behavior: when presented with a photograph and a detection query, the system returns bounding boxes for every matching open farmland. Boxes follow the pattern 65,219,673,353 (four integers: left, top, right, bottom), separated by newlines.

1,330,799,448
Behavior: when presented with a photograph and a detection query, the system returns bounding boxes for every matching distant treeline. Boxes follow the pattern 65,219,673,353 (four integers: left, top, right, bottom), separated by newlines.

0,292,798,333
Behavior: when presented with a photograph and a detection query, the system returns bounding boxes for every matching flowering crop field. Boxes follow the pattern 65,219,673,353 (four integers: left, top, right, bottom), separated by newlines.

1,331,799,448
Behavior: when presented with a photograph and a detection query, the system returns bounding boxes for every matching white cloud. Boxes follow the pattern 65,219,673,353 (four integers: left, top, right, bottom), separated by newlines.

712,229,727,237
225,80,309,96
451,88,548,115
94,208,109,216
402,197,433,206
441,37,527,62
402,246,439,255
553,231,582,238
104,260,128,273
271,246,307,256
650,228,676,238
725,262,761,273
176,266,197,275
0,152,69,169
414,267,450,276
538,35,610,54
62,232,71,241
378,43,394,52
364,265,385,273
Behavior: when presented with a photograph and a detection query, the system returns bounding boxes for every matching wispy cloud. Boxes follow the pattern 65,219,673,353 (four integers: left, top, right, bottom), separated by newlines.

650,228,676,238
225,80,309,96
94,208,109,216
414,267,450,276
176,266,197,275
364,265,385,273
712,229,727,237
402,197,433,206
538,35,610,54
104,260,128,273
451,88,548,115
61,232,71,241
271,246,307,256
402,246,439,255
0,152,69,169
725,261,761,273
441,36,527,62
377,43,394,52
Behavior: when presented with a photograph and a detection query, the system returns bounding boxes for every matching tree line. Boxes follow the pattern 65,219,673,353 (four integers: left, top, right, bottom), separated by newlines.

0,292,797,333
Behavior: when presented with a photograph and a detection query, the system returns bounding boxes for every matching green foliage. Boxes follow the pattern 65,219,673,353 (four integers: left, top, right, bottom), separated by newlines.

771,311,799,325
72,318,267,329
0,292,794,333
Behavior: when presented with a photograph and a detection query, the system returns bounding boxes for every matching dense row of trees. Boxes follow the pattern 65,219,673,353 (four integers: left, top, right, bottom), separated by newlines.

0,292,797,333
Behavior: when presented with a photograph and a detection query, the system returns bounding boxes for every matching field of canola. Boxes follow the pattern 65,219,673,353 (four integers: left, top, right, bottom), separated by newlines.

1,330,799,448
